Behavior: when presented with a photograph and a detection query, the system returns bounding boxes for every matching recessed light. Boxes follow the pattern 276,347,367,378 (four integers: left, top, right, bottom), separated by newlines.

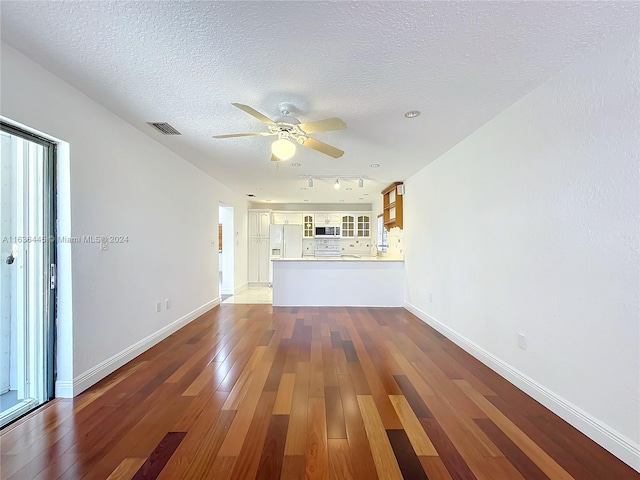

255,187,263,190
346,187,353,191
359,197,364,200
404,110,420,118
340,200,345,202
265,200,272,202
304,199,309,202
363,193,369,196
370,163,380,168
291,163,301,167
300,187,307,190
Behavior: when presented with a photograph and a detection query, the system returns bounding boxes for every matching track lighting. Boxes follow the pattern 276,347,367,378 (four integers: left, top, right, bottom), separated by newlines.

358,177,364,188
308,177,313,187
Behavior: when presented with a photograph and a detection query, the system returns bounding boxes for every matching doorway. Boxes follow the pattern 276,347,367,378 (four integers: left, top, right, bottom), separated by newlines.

0,122,56,427
218,204,234,301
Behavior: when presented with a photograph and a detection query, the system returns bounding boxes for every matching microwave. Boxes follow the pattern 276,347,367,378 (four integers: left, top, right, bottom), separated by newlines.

315,226,341,238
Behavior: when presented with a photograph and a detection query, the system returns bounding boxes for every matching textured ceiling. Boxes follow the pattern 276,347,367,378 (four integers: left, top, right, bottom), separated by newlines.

1,1,637,204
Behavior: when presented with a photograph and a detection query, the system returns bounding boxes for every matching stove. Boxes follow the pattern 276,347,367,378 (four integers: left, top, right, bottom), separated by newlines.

314,244,341,257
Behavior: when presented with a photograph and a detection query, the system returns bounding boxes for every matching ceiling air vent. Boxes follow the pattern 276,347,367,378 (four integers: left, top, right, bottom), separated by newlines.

148,122,181,135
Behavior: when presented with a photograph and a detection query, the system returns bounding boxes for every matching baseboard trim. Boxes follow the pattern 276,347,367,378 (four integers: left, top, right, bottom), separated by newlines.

71,298,220,397
54,380,74,399
404,301,640,472
234,281,248,295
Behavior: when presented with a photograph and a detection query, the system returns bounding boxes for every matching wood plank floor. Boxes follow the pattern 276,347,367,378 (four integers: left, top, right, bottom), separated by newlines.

1,305,637,479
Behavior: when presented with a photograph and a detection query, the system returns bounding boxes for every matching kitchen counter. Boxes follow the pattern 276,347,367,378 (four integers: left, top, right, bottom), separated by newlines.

277,255,403,261
272,257,404,307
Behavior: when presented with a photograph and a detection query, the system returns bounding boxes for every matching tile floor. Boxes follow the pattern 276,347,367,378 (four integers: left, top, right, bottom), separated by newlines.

221,285,272,304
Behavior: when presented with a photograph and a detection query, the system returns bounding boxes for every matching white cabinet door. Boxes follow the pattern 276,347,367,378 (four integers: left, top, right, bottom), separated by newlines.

249,210,271,237
249,238,270,283
258,238,270,282
315,212,342,225
341,214,355,238
258,212,270,236
357,214,371,238
272,212,303,225
303,214,314,238
248,237,259,282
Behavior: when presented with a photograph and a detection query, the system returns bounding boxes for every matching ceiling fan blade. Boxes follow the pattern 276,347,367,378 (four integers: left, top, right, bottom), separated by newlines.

231,103,276,125
302,137,344,158
297,117,347,134
212,132,275,138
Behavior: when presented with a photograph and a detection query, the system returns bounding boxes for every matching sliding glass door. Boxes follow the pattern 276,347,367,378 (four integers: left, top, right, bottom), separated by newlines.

0,122,56,427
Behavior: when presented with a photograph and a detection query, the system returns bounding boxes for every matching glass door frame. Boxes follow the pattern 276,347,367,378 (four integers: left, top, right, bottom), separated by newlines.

0,121,56,426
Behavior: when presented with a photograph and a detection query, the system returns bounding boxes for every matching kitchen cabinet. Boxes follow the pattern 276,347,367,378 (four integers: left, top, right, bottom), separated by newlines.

357,214,371,238
314,212,341,225
248,209,271,284
248,237,269,283
272,212,303,225
248,209,271,237
341,214,355,238
341,213,371,238
303,214,314,238
382,182,403,230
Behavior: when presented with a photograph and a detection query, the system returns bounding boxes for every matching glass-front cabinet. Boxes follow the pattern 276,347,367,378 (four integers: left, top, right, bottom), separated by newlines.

341,215,355,238
357,215,371,238
303,214,314,238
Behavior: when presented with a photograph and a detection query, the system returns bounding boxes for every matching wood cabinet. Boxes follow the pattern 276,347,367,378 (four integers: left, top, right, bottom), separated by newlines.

382,183,403,230
272,212,303,225
314,212,341,225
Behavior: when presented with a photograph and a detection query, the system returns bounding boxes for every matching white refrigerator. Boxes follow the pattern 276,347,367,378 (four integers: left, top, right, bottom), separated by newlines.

269,224,303,283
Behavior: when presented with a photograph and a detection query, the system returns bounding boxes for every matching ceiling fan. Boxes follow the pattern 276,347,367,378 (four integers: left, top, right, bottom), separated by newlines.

213,102,347,161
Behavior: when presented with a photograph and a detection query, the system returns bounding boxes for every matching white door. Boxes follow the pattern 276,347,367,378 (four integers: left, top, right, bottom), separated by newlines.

258,239,270,282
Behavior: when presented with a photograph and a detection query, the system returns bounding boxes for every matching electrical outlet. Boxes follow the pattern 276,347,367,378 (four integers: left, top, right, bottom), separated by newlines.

156,301,161,313
518,333,527,350
164,298,170,310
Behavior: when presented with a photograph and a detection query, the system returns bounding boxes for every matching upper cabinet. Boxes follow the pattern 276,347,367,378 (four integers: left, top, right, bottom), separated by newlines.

357,214,371,238
341,214,355,238
303,214,314,238
341,213,370,238
248,209,271,237
315,212,341,225
382,182,403,230
272,212,303,225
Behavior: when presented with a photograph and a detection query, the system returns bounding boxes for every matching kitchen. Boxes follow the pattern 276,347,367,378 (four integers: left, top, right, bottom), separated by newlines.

248,183,405,306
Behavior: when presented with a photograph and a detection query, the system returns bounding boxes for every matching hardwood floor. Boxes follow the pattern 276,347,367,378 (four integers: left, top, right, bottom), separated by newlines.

1,305,637,479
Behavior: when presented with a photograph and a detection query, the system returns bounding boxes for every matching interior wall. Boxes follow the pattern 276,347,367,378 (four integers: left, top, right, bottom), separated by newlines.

1,42,249,395
403,32,639,468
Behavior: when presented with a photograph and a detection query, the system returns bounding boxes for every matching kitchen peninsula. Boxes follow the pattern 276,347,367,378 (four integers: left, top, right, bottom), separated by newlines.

272,256,404,307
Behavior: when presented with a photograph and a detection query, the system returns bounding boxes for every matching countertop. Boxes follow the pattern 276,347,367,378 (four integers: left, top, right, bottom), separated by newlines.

273,255,404,262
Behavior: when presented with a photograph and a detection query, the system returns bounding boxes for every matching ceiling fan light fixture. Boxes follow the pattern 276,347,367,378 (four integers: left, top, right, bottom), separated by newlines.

271,138,296,160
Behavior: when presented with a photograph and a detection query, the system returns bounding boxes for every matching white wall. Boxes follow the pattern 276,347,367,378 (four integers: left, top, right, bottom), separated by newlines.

219,205,235,294
0,43,248,396
403,32,639,468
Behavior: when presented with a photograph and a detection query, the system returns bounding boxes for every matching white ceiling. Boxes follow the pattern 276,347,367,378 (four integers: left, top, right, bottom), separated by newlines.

1,1,637,204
